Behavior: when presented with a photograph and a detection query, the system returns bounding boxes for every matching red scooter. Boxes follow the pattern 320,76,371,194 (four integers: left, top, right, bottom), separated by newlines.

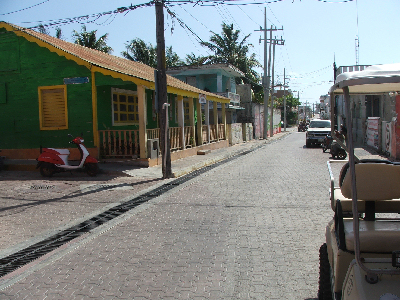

37,134,98,177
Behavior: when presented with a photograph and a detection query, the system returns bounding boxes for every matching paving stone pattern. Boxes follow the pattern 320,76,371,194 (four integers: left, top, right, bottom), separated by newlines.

0,171,163,254
0,132,336,299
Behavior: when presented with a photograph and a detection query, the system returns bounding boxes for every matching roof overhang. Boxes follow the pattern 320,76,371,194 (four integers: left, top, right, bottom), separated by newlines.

330,63,400,95
167,63,245,78
0,22,231,104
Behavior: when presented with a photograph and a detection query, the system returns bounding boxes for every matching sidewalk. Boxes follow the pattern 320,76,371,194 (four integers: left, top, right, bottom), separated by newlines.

99,132,292,179
3,129,294,179
2,128,387,179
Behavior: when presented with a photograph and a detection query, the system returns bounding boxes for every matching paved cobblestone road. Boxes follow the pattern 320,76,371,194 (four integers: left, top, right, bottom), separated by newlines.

0,131,337,299
0,171,164,256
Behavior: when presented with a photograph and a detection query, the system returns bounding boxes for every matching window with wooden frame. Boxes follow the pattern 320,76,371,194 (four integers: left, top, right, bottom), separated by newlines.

38,85,68,130
184,99,190,126
112,88,138,125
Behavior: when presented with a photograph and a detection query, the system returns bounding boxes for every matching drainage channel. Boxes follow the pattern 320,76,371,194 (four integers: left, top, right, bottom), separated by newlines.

0,144,264,278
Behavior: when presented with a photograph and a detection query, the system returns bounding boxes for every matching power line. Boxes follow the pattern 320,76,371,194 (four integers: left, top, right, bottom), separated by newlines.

165,6,206,44
1,0,52,16
17,2,154,30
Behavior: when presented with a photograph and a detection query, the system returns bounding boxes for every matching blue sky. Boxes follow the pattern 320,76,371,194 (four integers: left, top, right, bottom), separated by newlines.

2,0,400,105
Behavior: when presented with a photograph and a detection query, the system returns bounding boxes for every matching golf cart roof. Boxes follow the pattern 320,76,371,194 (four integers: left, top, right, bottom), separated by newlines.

330,63,400,95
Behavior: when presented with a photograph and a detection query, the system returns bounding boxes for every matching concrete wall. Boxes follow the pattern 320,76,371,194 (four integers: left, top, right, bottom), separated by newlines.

227,123,243,145
242,123,253,141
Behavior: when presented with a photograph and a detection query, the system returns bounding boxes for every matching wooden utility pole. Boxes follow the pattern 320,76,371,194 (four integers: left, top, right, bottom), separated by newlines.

155,0,172,178
255,10,283,139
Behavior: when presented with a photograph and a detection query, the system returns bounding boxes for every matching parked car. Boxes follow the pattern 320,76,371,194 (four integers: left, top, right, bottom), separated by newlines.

305,119,331,148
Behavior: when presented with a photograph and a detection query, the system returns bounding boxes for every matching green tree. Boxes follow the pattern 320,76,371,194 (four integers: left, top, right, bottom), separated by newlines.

55,27,63,39
37,24,49,35
122,39,183,68
166,46,185,67
36,24,63,39
185,53,208,66
275,94,301,125
122,38,157,68
201,23,261,88
275,93,301,110
72,25,112,54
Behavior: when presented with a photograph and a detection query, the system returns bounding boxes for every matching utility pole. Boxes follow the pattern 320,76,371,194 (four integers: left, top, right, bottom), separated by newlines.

255,10,283,139
269,36,284,137
297,91,300,125
270,40,275,138
305,100,309,122
155,0,172,178
283,68,286,132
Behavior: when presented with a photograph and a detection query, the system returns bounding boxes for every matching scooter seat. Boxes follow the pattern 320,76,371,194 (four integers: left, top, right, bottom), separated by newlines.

46,148,70,155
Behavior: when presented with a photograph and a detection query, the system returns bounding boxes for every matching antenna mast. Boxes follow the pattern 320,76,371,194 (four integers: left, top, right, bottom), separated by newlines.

355,0,360,65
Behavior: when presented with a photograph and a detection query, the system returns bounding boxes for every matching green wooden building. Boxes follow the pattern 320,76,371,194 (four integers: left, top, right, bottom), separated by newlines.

0,22,230,165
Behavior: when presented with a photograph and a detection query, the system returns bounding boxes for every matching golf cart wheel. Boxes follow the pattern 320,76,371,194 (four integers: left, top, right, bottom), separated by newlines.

337,150,347,160
85,163,99,177
318,243,333,300
40,163,55,177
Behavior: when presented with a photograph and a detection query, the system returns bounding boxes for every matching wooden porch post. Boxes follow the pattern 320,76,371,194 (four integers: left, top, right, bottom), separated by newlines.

138,85,147,159
205,100,210,143
177,95,185,149
91,70,99,154
222,101,227,140
196,97,203,145
188,97,195,146
213,101,218,140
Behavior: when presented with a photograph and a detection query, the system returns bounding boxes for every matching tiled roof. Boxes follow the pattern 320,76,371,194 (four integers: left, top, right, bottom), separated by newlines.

1,22,229,102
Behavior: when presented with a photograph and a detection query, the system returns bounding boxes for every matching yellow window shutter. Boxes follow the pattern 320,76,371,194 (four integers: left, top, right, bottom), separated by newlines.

39,85,68,130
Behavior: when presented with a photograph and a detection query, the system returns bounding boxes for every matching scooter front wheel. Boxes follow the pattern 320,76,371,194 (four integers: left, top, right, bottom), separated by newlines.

85,163,99,177
337,149,347,160
40,163,55,177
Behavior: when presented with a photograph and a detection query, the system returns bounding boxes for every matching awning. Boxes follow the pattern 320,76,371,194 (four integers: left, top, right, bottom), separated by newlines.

330,63,400,95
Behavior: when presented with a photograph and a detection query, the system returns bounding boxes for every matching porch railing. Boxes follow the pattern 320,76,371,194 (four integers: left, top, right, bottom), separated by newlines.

202,125,208,144
184,126,195,148
210,124,217,142
147,128,160,140
218,124,225,140
99,130,139,158
99,125,224,158
169,127,181,151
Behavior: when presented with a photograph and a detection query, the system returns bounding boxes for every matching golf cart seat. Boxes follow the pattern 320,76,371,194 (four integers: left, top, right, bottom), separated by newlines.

329,160,400,212
334,160,400,253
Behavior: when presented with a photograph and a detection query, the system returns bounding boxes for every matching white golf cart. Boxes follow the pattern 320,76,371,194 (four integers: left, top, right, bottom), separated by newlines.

319,64,400,300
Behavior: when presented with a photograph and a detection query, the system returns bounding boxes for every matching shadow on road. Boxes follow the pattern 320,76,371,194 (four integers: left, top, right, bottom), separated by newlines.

0,178,163,214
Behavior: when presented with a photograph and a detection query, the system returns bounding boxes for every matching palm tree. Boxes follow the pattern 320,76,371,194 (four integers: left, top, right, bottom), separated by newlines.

122,38,157,68
72,25,112,54
201,23,261,87
55,27,63,40
185,53,208,66
36,24,63,40
122,39,183,68
166,46,184,67
37,24,49,35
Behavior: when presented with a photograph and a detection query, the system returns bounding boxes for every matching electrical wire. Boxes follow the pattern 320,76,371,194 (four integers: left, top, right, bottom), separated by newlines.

0,0,52,16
